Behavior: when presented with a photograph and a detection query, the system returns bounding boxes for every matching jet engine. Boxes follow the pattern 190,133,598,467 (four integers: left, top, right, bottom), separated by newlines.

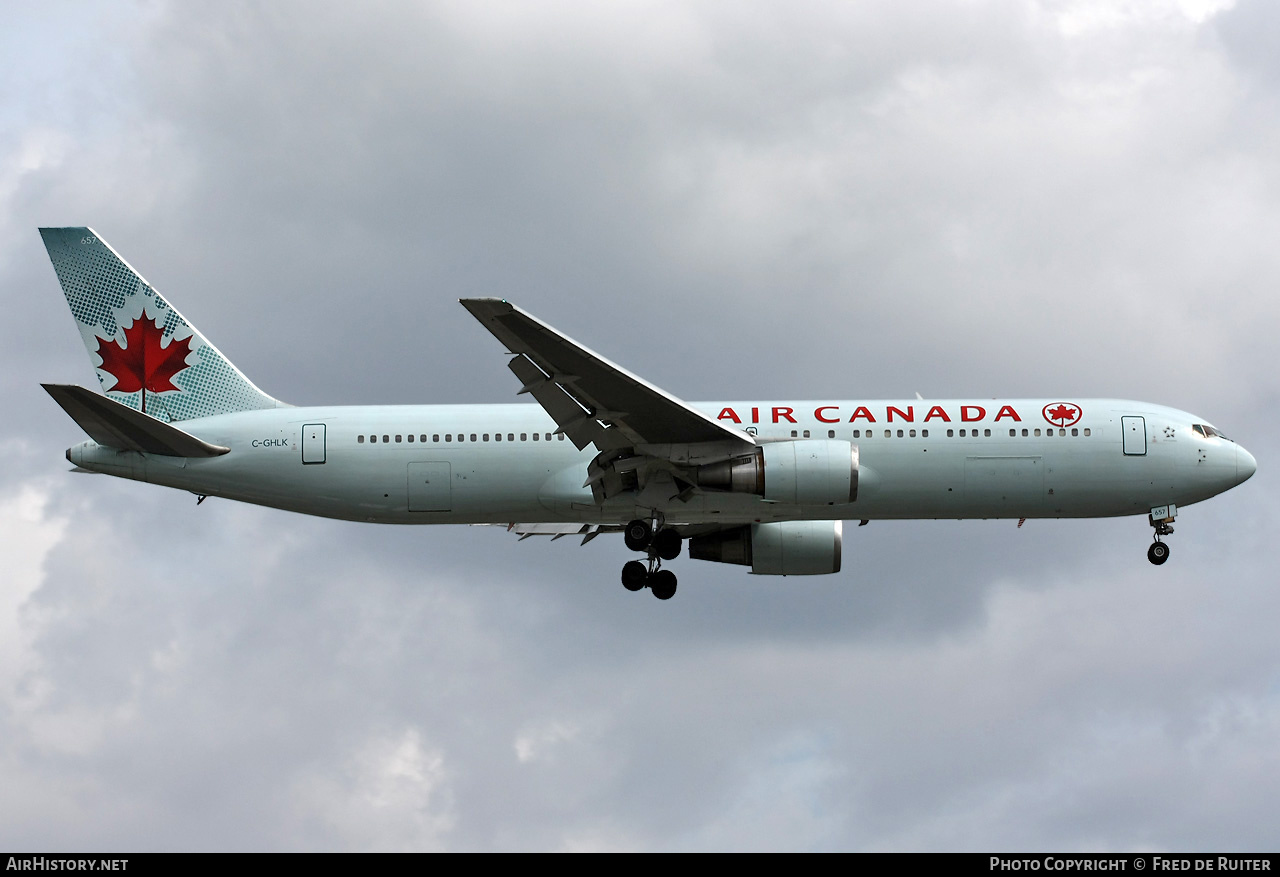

689,520,843,575
695,440,858,505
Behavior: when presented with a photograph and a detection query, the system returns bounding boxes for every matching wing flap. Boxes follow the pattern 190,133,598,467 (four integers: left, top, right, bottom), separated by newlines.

43,384,230,458
507,354,615,451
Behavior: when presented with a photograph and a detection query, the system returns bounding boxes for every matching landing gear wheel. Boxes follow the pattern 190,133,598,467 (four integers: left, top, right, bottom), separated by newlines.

650,569,677,600
652,528,682,561
624,519,652,552
1148,542,1170,566
621,560,648,591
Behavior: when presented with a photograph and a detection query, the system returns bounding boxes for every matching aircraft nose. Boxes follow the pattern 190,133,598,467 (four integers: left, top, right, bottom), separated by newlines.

1237,444,1257,484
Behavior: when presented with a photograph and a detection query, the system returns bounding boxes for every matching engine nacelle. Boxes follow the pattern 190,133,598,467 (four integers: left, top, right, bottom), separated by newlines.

695,440,857,505
689,520,843,575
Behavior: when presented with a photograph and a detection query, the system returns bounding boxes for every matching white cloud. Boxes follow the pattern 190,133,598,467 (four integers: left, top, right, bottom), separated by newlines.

0,479,67,702
288,728,454,851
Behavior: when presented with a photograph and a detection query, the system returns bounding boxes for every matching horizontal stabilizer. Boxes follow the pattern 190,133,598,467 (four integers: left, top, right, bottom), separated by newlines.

43,384,229,457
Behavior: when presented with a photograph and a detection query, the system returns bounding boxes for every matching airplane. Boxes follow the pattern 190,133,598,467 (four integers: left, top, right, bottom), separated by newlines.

38,227,1257,600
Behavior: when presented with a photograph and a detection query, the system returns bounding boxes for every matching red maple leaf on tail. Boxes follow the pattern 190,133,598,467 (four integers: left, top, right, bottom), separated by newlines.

95,314,194,412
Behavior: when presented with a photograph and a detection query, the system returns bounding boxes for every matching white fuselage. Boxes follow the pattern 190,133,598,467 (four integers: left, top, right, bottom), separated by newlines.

66,398,1255,526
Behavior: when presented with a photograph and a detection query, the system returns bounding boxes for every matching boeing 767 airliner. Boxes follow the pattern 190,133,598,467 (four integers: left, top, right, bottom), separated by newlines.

39,228,1256,600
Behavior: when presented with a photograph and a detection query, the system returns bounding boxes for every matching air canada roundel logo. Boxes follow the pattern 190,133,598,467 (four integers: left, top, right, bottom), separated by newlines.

1043,402,1082,428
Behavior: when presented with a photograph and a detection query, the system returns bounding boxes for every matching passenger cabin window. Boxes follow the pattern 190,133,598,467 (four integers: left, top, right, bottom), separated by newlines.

803,430,811,438
433,434,440,442
358,435,365,443
947,429,954,437
791,430,798,438
521,433,527,441
383,435,389,443
984,429,991,437
828,430,836,438
922,429,929,437
483,434,490,441
1084,428,1091,436
508,434,515,441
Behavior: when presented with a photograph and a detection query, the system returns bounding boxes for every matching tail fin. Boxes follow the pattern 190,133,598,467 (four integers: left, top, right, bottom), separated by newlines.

39,227,284,422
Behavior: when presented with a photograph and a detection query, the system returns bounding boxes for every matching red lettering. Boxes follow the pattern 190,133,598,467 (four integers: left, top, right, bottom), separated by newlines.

887,405,914,423
751,407,759,424
814,406,840,423
717,407,741,424
923,405,951,422
961,405,986,422
848,406,876,423
994,405,1021,422
772,406,797,424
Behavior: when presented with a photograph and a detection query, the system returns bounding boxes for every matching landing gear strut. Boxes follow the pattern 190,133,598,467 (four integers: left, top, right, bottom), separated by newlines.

1147,504,1176,566
619,517,682,599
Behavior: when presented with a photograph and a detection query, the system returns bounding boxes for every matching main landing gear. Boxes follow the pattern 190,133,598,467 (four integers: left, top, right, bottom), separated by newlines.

1147,504,1176,566
620,518,682,600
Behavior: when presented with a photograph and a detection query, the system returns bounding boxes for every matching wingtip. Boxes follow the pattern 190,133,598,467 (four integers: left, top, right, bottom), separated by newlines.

459,297,514,319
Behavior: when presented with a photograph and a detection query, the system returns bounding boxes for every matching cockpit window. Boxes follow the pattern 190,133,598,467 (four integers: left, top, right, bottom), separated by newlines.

1193,423,1232,441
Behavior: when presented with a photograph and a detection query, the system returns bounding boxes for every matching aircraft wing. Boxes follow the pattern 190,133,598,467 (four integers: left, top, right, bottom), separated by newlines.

460,299,754,453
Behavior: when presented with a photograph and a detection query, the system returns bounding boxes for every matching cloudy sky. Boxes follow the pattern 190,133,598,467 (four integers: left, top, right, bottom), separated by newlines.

2,0,1277,852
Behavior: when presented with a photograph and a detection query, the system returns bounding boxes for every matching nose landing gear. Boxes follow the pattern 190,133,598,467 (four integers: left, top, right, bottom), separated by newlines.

1147,541,1170,565
1147,504,1176,566
619,517,682,599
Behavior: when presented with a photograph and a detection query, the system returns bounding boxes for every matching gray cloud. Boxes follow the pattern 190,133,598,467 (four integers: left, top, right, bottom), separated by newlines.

1,0,1276,851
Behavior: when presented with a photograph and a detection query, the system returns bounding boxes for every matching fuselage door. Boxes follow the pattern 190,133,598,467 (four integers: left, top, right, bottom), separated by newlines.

408,462,452,512
1121,416,1146,456
302,423,327,464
